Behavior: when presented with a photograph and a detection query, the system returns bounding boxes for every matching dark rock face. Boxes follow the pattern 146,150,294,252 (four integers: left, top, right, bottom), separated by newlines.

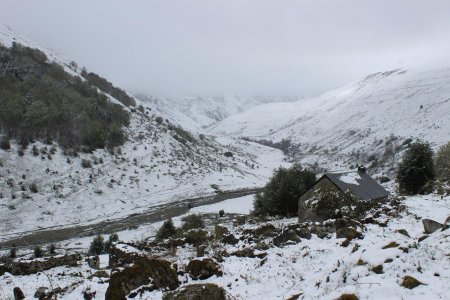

13,287,25,300
186,258,223,280
273,229,301,247
422,219,443,234
162,283,226,300
105,257,179,300
336,227,362,240
6,254,82,276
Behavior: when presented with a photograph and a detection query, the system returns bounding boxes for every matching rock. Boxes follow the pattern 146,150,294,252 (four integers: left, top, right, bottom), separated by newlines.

8,254,82,276
162,283,226,300
221,233,239,245
186,258,223,280
401,276,423,289
418,235,429,242
395,229,410,237
371,265,383,274
310,224,330,239
232,248,267,259
285,293,303,300
296,227,312,239
335,294,359,300
13,287,25,300
34,287,48,299
273,229,301,247
336,227,362,240
243,223,277,238
105,257,179,300
351,243,359,253
422,219,443,234
109,243,141,268
382,242,399,249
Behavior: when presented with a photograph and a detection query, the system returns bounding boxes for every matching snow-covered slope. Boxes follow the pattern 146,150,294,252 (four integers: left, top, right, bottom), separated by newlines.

0,25,288,237
209,68,450,170
137,94,300,131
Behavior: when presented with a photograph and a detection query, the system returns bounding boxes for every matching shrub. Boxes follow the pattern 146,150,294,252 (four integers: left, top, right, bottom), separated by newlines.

184,229,209,246
396,141,434,195
181,214,205,231
0,136,10,150
305,184,358,219
10,247,16,258
81,159,92,168
253,164,316,217
32,145,39,156
155,116,164,124
224,151,233,157
49,244,56,255
104,233,119,252
34,246,43,258
156,219,177,241
89,235,105,255
219,209,225,217
434,141,450,184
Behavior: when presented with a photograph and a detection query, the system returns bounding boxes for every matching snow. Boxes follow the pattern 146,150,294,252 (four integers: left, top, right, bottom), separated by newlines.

189,195,254,215
338,172,361,185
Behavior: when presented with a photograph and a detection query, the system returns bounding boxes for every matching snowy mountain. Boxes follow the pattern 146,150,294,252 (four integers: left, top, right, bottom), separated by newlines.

136,94,301,131
209,68,450,172
0,25,287,237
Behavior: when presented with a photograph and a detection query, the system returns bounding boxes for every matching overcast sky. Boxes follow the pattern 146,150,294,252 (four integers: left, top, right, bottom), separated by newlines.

1,0,450,97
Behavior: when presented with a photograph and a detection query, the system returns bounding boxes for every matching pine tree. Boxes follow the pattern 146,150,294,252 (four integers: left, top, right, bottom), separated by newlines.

397,141,434,195
156,219,177,240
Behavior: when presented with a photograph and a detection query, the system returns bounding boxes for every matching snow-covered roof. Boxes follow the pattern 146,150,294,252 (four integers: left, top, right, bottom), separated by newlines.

324,170,389,201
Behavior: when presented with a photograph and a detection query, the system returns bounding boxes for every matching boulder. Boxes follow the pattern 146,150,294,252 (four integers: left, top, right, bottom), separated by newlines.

401,276,423,289
186,258,223,280
296,227,312,239
162,283,226,300
34,287,48,299
214,225,229,239
395,229,410,237
336,227,362,240
310,224,330,239
13,287,25,300
221,233,239,245
422,219,443,234
273,229,301,247
105,257,179,300
335,294,359,300
243,224,277,238
382,242,399,249
8,254,82,276
232,248,267,259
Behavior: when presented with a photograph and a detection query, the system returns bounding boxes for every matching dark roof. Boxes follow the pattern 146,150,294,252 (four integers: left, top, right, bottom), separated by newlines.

323,171,389,201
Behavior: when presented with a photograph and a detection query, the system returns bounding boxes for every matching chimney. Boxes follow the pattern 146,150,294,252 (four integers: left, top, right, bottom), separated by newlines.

358,166,366,173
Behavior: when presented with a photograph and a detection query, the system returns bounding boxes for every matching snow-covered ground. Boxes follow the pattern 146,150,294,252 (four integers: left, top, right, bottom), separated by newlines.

1,191,448,299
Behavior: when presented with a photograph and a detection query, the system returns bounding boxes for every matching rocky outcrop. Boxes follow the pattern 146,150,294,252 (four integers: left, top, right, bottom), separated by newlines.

109,243,141,268
273,229,301,247
336,227,362,240
4,254,81,276
13,287,25,300
422,219,443,234
186,258,223,280
162,283,226,300
105,257,179,300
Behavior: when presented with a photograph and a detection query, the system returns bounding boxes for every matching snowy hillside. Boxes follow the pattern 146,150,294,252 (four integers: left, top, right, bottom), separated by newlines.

137,94,300,131
209,68,450,171
0,25,288,237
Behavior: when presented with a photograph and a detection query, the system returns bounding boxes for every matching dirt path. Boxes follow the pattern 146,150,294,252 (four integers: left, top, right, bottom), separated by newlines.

0,188,260,249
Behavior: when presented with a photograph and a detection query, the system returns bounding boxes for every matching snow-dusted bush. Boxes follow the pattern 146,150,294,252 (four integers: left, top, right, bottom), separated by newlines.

156,219,177,241
435,141,450,184
396,141,434,195
89,235,105,255
181,214,205,231
305,185,358,219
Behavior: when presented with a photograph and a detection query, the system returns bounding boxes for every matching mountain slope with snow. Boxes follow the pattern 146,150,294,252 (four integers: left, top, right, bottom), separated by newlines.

209,68,450,171
137,94,301,131
0,25,288,237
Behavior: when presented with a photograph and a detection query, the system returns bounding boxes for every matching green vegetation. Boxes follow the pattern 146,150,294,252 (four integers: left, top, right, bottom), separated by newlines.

0,42,129,150
181,214,205,231
434,141,450,184
34,246,43,258
396,141,434,195
89,235,105,255
156,219,177,241
306,184,358,219
253,164,316,217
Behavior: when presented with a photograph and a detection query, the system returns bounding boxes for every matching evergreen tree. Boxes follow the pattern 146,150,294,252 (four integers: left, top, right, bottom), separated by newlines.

434,141,450,184
156,219,177,240
397,141,434,195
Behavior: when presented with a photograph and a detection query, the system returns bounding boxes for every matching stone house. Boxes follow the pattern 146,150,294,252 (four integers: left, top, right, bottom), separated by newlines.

298,167,389,222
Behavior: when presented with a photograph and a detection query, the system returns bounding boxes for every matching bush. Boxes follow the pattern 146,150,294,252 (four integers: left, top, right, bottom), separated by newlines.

397,141,434,195
435,141,450,184
10,247,16,258
156,219,177,241
184,229,209,246
155,116,164,124
253,164,316,217
89,235,105,255
181,214,205,231
34,246,43,258
219,209,225,217
49,244,56,255
305,184,358,219
81,159,92,168
104,233,119,252
0,136,10,150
